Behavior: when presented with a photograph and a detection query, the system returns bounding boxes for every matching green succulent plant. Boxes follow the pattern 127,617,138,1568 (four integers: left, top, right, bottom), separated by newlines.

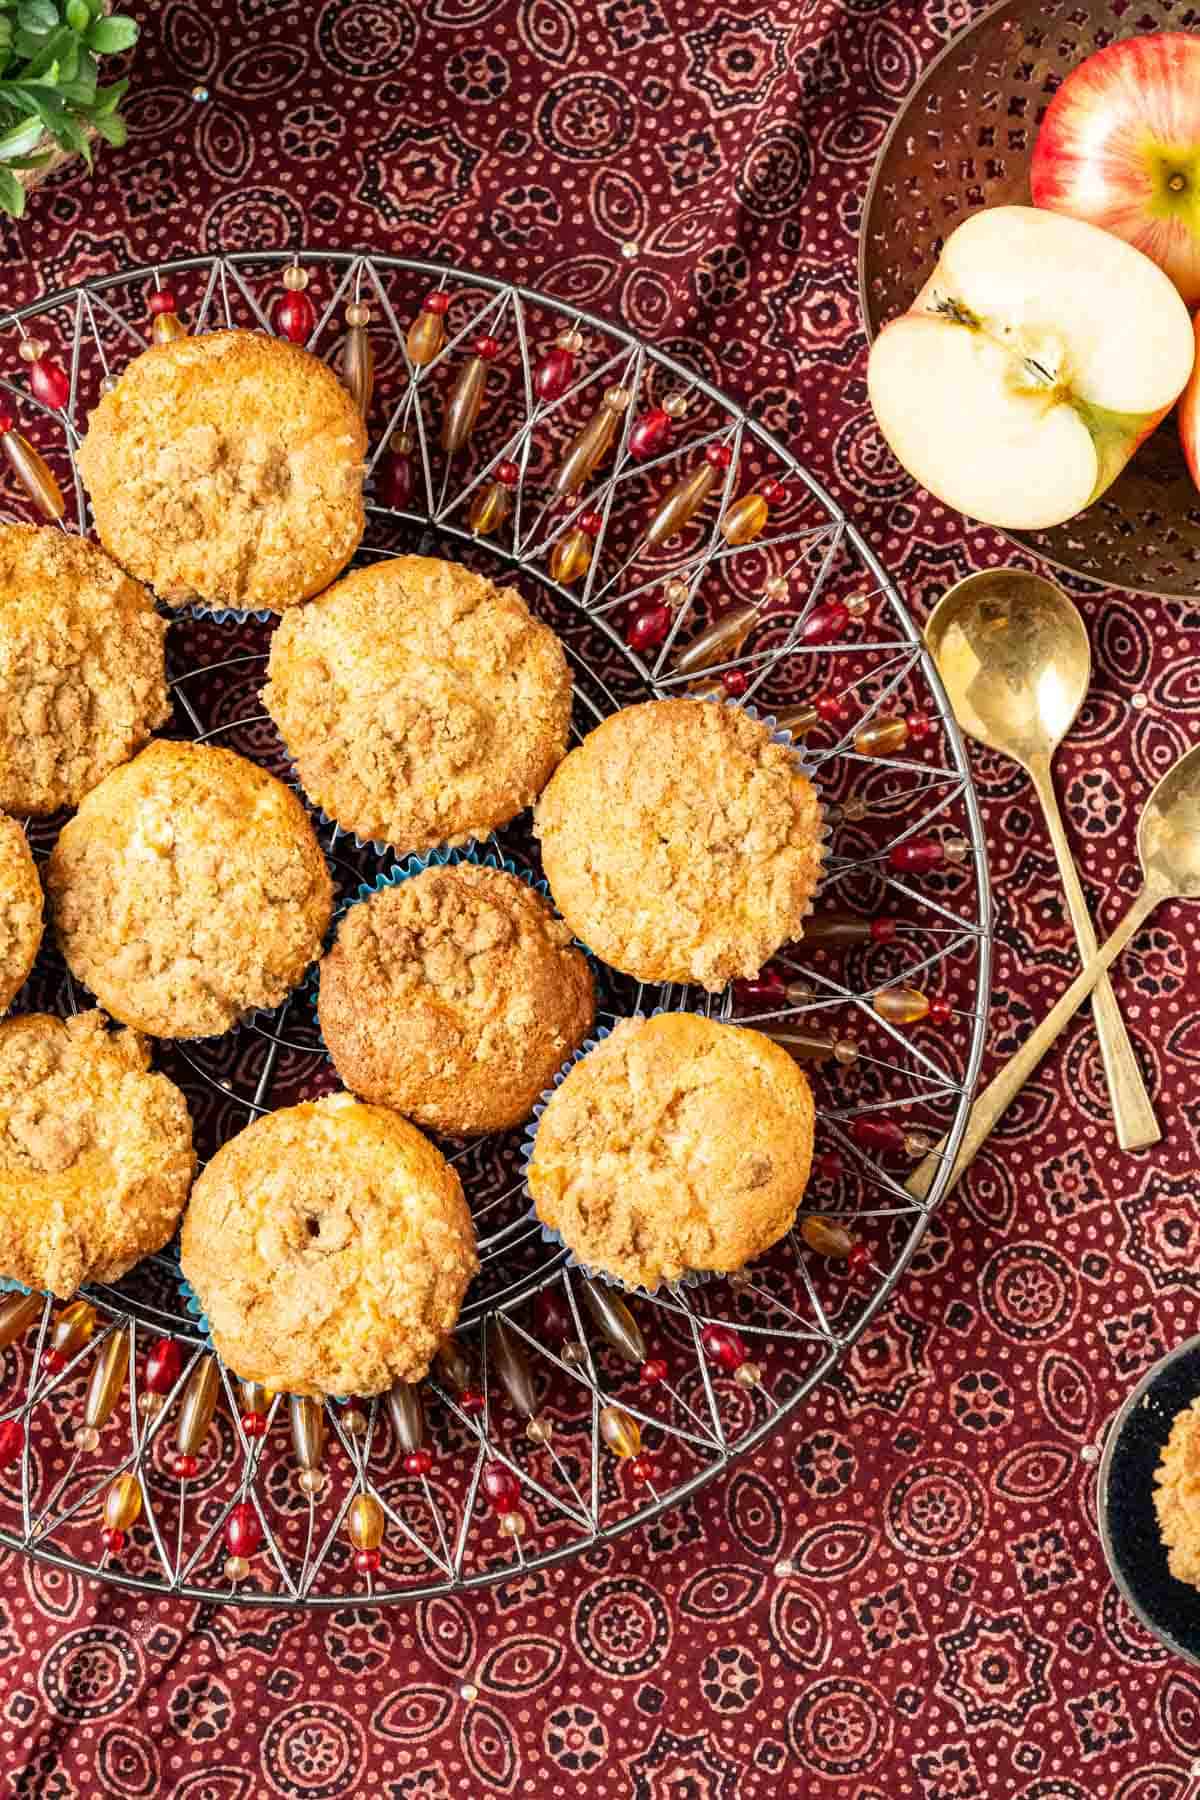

0,0,137,216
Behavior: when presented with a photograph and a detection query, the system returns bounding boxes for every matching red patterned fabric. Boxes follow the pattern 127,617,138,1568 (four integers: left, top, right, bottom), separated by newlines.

3,2,1197,1795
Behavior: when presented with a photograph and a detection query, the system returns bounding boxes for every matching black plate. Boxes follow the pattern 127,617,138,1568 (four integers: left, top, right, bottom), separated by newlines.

1099,1334,1200,1665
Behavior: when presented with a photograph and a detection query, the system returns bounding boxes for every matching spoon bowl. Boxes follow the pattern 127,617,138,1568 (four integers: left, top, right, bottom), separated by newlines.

925,569,1091,768
1138,742,1200,900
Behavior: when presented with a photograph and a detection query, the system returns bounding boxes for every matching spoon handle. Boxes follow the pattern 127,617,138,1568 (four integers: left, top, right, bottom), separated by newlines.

906,881,1164,1204
1028,757,1161,1151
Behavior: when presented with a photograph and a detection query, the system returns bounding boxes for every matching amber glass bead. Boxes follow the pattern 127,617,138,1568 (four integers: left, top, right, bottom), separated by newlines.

435,1337,473,1394
874,986,930,1026
0,1290,40,1351
224,1554,249,1581
549,527,592,585
721,492,769,547
387,1379,424,1454
889,839,944,875
144,1337,182,1396
773,703,818,736
799,602,851,645
768,1027,856,1064
526,1415,554,1444
0,1419,23,1467
535,346,574,402
104,1473,142,1534
468,480,512,537
340,1407,366,1436
802,912,894,946
176,1355,221,1457
18,336,47,360
800,1215,856,1258
343,322,374,418
551,394,624,495
84,1330,130,1431
498,1510,526,1537
348,1492,385,1551
282,264,309,292
407,306,446,366
289,1396,325,1471
854,717,908,758
581,1280,646,1364
700,1324,747,1372
491,1314,536,1417
642,461,717,549
671,602,758,677
1,429,65,521
50,1300,96,1363
275,290,315,344
151,312,187,345
599,1405,641,1459
226,1502,262,1558
441,355,487,452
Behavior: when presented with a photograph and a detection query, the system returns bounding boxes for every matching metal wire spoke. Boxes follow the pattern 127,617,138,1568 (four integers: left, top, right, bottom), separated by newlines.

0,251,991,1607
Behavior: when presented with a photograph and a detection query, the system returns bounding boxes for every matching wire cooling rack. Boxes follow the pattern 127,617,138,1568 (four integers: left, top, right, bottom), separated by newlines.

0,252,992,1606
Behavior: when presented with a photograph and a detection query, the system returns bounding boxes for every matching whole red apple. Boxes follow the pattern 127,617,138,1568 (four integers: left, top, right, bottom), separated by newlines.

1032,32,1200,304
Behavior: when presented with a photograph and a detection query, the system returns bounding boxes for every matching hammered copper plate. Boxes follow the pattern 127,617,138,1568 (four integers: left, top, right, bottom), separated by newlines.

859,0,1200,599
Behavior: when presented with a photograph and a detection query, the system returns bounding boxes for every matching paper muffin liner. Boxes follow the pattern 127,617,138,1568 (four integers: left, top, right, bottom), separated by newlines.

520,1016,714,1300
186,602,275,626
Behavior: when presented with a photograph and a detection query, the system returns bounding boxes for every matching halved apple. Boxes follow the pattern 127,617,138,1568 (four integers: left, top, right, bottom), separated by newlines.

867,206,1194,532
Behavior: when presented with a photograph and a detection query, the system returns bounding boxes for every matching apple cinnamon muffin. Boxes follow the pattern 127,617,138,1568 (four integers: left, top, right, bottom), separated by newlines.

76,329,366,612
526,1012,815,1290
0,815,42,1013
263,556,573,853
534,698,825,992
0,524,170,816
180,1091,478,1395
47,740,332,1038
318,862,594,1135
0,1010,195,1298
1155,1396,1200,1588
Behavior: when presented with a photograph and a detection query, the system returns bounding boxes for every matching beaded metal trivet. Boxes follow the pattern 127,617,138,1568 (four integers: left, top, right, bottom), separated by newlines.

0,252,991,1606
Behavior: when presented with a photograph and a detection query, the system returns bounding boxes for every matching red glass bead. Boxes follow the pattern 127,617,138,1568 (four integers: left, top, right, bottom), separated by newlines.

734,970,786,1005
700,1324,748,1372
354,1547,382,1573
534,347,574,402
423,291,451,315
760,477,787,504
0,1418,23,1467
275,290,316,344
578,509,604,537
630,1454,658,1482
240,1411,268,1440
815,1153,842,1180
627,407,671,460
889,839,942,875
145,1337,182,1396
534,1288,573,1342
482,1463,521,1511
29,359,69,409
870,918,897,944
226,1502,262,1558
928,996,953,1026
0,411,11,435
905,710,932,742
380,451,413,511
101,1527,125,1554
496,458,520,486
148,289,177,315
799,602,850,646
404,1448,433,1477
705,442,733,469
627,605,672,653
814,692,851,723
850,1117,906,1155
722,669,748,697
174,1453,199,1478
640,1358,668,1386
41,1349,65,1374
847,1243,872,1274
473,334,500,359
459,1386,485,1415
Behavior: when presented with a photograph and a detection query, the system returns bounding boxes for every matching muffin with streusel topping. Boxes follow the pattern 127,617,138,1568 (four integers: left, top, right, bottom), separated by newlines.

318,862,594,1135
0,814,42,1013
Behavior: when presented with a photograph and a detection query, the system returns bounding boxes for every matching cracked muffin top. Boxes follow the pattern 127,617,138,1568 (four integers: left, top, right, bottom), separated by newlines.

534,698,825,992
0,1009,195,1298
76,329,366,613
527,1012,815,1291
318,862,595,1136
1156,1397,1200,1589
263,555,573,854
46,739,333,1039
180,1091,478,1395
0,524,171,816
0,814,42,1014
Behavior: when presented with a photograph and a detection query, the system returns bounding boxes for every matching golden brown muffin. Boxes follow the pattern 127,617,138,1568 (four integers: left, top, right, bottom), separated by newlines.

527,1012,815,1290
1155,1397,1200,1587
0,524,170,816
534,699,824,992
318,863,594,1135
263,555,573,852
0,815,42,1012
0,1010,195,1297
76,329,366,613
47,740,332,1039
180,1091,478,1395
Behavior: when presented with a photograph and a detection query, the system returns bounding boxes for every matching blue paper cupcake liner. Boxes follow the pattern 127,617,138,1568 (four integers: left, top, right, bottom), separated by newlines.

186,603,275,626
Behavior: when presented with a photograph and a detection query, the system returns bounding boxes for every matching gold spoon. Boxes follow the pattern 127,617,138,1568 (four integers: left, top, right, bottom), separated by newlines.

926,569,1159,1151
906,740,1200,1203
